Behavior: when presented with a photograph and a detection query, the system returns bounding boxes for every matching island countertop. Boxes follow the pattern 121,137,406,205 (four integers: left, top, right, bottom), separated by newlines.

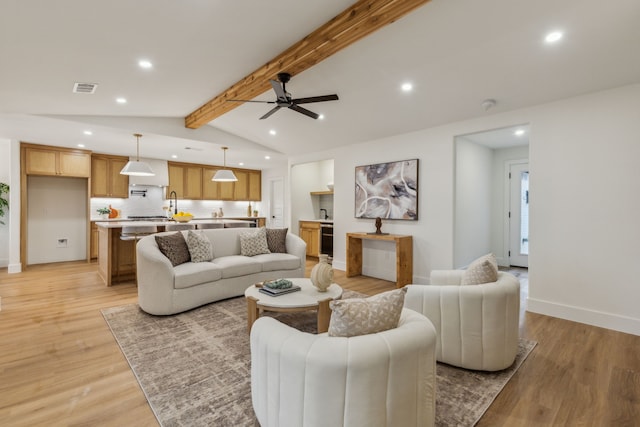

95,219,253,228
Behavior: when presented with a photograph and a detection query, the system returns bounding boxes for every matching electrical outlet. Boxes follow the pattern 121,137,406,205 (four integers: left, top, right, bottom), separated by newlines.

57,238,68,248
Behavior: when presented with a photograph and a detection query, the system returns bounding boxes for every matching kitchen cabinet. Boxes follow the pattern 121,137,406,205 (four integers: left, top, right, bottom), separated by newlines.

172,161,261,201
202,167,234,200
90,222,99,259
24,144,91,177
167,162,203,200
299,221,320,257
91,154,129,198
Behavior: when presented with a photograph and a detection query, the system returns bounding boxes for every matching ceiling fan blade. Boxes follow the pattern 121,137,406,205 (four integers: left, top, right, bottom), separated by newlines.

291,94,339,104
227,99,276,104
270,79,288,103
259,106,282,120
288,104,319,119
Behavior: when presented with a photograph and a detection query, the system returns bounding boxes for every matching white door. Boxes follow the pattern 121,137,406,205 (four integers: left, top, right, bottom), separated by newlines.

509,163,529,267
269,177,284,227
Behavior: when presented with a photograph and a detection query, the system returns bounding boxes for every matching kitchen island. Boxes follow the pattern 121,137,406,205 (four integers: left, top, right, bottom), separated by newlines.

96,219,254,286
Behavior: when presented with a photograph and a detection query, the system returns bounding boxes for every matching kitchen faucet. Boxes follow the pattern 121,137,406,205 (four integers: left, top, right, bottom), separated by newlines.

320,209,329,220
169,191,178,215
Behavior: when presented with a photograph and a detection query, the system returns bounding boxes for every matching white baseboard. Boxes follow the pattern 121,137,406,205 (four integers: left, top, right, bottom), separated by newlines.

527,297,640,336
8,263,22,273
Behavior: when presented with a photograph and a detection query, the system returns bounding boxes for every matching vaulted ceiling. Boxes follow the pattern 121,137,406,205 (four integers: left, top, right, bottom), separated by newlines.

1,0,639,169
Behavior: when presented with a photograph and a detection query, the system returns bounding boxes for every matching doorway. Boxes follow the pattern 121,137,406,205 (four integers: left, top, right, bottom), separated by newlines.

269,177,284,227
509,162,529,267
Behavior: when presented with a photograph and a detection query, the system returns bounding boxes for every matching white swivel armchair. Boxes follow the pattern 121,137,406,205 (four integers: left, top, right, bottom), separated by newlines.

404,271,520,371
250,308,437,427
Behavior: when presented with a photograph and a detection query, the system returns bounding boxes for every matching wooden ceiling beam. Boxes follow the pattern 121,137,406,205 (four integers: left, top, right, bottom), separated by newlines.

185,0,431,129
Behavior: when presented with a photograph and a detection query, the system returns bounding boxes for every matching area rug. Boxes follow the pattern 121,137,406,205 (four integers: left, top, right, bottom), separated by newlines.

102,292,536,427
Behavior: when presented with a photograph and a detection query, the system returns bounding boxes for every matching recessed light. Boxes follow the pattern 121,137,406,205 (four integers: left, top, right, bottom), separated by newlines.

77,143,85,148
138,59,153,69
116,97,127,104
264,156,271,160
318,114,325,120
514,129,526,136
238,162,244,166
269,130,276,136
401,82,413,92
83,130,92,135
545,31,563,44
171,155,178,159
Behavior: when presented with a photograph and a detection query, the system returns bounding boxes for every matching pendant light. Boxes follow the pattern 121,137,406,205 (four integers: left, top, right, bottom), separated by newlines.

212,146,238,182
120,133,155,176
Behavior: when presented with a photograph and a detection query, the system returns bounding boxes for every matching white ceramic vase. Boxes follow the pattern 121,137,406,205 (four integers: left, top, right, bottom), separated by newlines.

311,254,333,292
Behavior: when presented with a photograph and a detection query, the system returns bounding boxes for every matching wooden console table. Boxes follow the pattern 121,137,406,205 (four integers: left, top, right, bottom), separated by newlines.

346,232,413,288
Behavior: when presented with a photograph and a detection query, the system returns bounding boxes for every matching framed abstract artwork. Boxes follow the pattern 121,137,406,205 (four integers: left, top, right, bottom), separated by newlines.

354,158,418,220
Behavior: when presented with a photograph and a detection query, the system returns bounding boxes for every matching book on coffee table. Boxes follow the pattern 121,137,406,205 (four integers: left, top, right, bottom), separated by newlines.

259,285,301,297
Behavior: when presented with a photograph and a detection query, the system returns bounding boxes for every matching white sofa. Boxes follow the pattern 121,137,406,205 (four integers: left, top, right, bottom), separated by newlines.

404,271,520,371
136,228,306,315
250,308,437,427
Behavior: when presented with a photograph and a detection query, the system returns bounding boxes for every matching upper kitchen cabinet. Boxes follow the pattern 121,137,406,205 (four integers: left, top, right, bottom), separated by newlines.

202,167,233,200
23,143,91,177
233,169,262,201
167,162,203,200
91,154,129,198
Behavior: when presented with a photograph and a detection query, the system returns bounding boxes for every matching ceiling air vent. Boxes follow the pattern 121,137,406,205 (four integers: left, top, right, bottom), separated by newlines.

73,82,98,94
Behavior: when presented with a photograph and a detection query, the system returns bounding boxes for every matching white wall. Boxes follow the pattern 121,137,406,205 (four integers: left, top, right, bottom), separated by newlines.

527,84,640,335
454,138,493,268
27,176,87,264
290,83,640,336
0,139,10,267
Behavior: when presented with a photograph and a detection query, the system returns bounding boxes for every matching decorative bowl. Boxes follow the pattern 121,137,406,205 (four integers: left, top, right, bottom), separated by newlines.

172,215,193,223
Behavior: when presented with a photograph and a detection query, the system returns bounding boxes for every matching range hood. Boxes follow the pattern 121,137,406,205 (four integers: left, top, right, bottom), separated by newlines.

127,158,169,187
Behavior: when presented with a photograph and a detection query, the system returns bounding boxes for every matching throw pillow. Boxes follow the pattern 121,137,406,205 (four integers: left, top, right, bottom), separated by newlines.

328,287,407,337
155,232,191,266
461,253,498,285
265,227,288,253
186,230,213,263
239,227,271,257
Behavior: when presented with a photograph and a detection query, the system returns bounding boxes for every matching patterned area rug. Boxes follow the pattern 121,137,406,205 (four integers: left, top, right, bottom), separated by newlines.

102,291,536,427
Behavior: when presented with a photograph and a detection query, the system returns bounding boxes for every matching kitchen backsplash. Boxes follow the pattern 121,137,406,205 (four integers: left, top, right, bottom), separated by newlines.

91,186,261,219
319,194,333,219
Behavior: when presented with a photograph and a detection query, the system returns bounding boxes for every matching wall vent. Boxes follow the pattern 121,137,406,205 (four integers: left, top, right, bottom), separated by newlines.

73,82,98,94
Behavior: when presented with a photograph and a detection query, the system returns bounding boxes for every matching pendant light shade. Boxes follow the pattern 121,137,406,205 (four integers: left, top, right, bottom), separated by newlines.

212,146,238,182
120,133,155,176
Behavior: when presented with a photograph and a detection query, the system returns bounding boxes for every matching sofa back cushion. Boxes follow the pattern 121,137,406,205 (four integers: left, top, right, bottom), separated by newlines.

202,228,246,258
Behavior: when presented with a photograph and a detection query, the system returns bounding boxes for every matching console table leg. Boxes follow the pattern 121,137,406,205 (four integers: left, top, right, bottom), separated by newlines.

346,236,363,277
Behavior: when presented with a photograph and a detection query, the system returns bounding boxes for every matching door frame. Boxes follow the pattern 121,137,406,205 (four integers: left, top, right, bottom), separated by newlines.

503,159,529,267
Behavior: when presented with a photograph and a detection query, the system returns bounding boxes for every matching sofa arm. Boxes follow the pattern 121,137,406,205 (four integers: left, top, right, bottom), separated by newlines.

285,232,307,261
430,269,464,285
136,234,178,315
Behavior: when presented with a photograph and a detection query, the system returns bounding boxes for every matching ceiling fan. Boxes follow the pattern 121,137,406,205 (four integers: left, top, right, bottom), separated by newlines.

227,72,338,120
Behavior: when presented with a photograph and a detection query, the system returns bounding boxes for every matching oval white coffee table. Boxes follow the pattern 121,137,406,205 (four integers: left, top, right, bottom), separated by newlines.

245,278,343,333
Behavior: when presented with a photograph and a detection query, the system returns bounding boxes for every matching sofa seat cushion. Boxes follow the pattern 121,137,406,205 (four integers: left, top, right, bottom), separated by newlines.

173,262,223,289
211,255,262,278
252,253,301,272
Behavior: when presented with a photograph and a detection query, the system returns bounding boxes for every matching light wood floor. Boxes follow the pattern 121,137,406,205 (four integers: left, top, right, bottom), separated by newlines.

1,261,639,426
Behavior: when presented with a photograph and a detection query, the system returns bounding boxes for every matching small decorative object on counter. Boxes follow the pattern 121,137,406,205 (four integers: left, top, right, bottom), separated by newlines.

218,207,224,217
212,211,218,218
96,206,110,219
247,202,252,217
310,254,334,292
253,210,259,217
108,204,119,219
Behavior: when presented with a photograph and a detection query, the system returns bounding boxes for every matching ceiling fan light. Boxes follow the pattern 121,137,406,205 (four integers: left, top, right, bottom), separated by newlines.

212,169,238,182
120,161,155,176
